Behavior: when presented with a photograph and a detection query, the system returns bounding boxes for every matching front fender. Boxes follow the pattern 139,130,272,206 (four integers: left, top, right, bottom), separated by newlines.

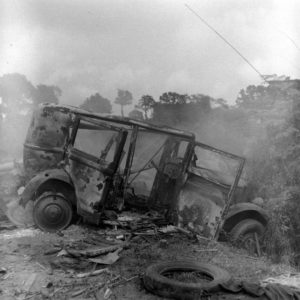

222,202,269,233
226,202,268,221
19,168,73,207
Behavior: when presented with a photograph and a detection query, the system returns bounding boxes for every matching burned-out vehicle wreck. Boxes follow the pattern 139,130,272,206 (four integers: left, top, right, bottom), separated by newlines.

17,104,267,245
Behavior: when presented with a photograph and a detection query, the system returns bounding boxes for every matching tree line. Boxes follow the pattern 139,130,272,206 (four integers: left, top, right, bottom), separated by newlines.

80,90,228,122
0,73,231,123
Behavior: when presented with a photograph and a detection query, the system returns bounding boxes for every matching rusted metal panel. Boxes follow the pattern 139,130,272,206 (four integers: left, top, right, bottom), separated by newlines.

219,202,269,237
19,168,73,207
37,103,194,139
23,104,73,179
148,137,192,211
123,125,139,193
214,155,245,239
66,115,128,218
176,142,245,239
23,148,64,178
226,202,269,222
68,156,106,215
76,111,195,139
177,176,225,238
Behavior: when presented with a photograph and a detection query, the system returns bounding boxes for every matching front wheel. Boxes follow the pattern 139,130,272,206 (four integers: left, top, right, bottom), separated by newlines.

230,219,265,254
33,191,73,232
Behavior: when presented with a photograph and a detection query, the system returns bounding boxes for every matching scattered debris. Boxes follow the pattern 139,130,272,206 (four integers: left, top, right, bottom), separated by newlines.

0,217,298,300
44,247,62,255
103,287,113,299
195,249,218,252
158,239,168,248
110,275,140,288
175,226,195,238
67,244,126,258
23,273,37,292
76,268,109,278
72,287,89,297
56,249,68,257
49,256,90,271
144,261,300,299
262,273,300,288
71,282,106,298
88,249,121,265
158,225,177,233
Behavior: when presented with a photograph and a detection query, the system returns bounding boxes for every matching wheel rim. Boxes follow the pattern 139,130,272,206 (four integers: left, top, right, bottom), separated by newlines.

33,193,72,232
240,232,257,254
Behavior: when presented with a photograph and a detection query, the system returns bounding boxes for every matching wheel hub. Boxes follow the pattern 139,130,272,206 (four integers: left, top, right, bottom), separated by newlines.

33,192,73,232
241,233,257,253
44,204,63,222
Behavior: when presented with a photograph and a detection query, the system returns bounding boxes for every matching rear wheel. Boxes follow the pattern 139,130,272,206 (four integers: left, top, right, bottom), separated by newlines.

230,219,265,254
33,191,73,232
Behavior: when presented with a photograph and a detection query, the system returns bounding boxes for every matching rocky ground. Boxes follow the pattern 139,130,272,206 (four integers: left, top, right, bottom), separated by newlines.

1,205,299,300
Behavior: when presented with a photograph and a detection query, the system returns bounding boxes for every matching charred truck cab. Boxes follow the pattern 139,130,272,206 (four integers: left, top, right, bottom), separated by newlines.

20,104,267,244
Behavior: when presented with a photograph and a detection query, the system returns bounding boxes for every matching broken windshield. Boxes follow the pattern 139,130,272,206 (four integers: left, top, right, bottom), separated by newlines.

73,121,119,164
191,145,241,187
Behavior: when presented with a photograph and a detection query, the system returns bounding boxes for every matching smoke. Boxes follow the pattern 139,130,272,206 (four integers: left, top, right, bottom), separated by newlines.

0,103,32,225
0,112,31,163
2,0,299,110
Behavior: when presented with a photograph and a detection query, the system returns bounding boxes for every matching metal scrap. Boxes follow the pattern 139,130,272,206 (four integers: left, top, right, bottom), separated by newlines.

67,244,126,258
88,249,121,265
76,268,109,278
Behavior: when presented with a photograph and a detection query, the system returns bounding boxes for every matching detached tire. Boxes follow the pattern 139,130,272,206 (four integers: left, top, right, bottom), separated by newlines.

143,261,232,299
230,219,265,254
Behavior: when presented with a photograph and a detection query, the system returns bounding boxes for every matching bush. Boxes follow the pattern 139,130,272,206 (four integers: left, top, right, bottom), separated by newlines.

263,202,292,263
263,189,300,264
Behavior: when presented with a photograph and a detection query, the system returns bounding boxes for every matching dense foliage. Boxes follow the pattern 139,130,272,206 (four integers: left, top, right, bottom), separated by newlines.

128,109,144,120
80,93,112,113
137,95,155,119
114,89,133,117
238,81,300,263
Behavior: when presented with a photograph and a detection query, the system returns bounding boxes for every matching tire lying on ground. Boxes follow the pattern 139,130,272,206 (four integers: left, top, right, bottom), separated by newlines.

143,260,232,299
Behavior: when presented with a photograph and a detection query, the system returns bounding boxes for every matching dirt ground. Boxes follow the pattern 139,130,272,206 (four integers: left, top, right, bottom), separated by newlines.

0,207,297,300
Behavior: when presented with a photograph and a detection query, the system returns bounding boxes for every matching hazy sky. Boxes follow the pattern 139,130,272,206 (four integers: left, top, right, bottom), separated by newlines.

0,0,299,112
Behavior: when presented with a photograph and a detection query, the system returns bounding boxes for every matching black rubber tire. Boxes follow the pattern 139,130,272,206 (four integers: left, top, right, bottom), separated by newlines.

143,261,232,299
230,219,265,253
33,191,73,232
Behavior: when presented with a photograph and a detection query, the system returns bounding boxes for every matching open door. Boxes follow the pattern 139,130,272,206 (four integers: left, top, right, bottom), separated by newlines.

67,116,127,221
125,132,191,211
177,142,245,239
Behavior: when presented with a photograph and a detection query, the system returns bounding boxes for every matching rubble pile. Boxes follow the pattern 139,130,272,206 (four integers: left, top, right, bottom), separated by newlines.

0,210,201,299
